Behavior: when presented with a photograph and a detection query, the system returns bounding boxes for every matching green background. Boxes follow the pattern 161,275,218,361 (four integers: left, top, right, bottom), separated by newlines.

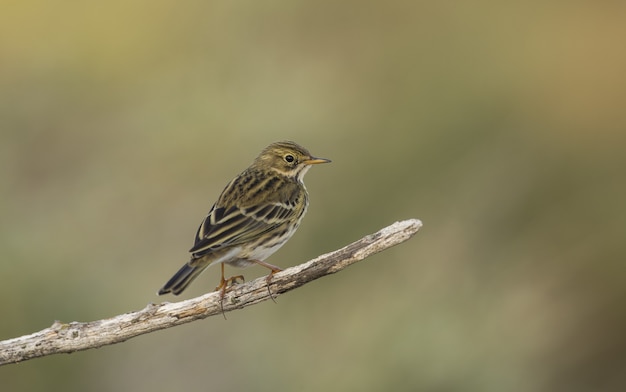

1,1,625,391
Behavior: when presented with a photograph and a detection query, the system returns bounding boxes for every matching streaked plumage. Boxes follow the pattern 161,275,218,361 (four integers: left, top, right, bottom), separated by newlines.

157,141,330,297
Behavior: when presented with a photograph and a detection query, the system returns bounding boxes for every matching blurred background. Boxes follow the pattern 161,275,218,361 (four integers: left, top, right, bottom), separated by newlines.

1,1,625,391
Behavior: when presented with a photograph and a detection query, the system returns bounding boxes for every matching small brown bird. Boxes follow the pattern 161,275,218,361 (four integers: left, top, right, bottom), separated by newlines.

157,141,330,302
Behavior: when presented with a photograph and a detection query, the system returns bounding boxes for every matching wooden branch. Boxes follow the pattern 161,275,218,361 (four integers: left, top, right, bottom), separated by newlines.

0,219,422,366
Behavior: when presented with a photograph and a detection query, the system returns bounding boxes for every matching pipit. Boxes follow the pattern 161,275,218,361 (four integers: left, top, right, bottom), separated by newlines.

157,141,330,310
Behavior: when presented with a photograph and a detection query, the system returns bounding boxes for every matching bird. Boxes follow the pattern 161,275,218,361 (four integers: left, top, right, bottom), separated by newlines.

157,141,330,306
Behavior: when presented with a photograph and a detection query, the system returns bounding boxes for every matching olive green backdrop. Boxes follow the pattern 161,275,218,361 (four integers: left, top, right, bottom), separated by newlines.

1,1,625,391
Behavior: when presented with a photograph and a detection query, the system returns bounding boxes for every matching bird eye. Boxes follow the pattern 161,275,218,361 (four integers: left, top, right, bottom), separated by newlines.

284,154,295,163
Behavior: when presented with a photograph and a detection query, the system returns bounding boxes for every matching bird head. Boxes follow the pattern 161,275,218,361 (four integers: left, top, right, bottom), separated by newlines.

253,141,331,181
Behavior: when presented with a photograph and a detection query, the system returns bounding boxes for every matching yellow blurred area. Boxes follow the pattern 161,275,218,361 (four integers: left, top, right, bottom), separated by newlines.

1,1,625,391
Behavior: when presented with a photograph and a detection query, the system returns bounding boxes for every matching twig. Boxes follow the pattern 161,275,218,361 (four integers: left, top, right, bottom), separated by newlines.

0,219,422,366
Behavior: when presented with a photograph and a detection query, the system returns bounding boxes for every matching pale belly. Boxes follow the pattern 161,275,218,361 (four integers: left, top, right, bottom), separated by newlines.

206,232,292,268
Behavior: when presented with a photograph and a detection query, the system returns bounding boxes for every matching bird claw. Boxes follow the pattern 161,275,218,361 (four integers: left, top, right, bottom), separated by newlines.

214,275,245,292
215,275,245,319
264,270,281,303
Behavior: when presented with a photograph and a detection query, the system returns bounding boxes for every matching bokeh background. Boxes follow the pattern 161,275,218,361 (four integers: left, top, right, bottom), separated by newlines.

1,1,625,391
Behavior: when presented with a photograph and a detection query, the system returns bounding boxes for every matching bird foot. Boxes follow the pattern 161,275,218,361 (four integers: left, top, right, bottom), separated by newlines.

215,275,245,319
214,275,245,292
264,268,282,303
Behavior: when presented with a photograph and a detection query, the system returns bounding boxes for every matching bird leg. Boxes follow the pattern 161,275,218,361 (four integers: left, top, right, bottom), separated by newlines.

214,263,244,319
250,260,283,302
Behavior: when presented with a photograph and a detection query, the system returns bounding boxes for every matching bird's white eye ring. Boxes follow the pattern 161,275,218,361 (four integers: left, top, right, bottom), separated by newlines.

284,154,295,163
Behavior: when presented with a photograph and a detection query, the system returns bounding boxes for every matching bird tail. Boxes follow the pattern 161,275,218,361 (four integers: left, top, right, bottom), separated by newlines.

157,263,207,296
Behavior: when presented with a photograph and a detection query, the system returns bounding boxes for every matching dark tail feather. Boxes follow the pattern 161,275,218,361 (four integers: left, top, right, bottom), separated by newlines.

157,263,207,296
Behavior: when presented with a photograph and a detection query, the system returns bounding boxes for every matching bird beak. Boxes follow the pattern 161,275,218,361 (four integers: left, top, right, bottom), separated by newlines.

303,157,331,165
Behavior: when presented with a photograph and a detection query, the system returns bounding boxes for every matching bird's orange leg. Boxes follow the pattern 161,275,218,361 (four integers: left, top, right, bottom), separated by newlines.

214,263,244,318
250,260,283,302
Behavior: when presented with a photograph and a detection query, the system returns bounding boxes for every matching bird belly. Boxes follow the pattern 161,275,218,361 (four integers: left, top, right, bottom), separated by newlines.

230,225,298,268
245,241,287,262
207,247,243,267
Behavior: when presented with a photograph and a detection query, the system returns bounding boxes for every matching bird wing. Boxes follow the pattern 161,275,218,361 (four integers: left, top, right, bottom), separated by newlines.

188,175,304,257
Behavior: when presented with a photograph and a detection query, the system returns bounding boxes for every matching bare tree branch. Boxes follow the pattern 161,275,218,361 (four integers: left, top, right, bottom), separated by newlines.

0,219,422,366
